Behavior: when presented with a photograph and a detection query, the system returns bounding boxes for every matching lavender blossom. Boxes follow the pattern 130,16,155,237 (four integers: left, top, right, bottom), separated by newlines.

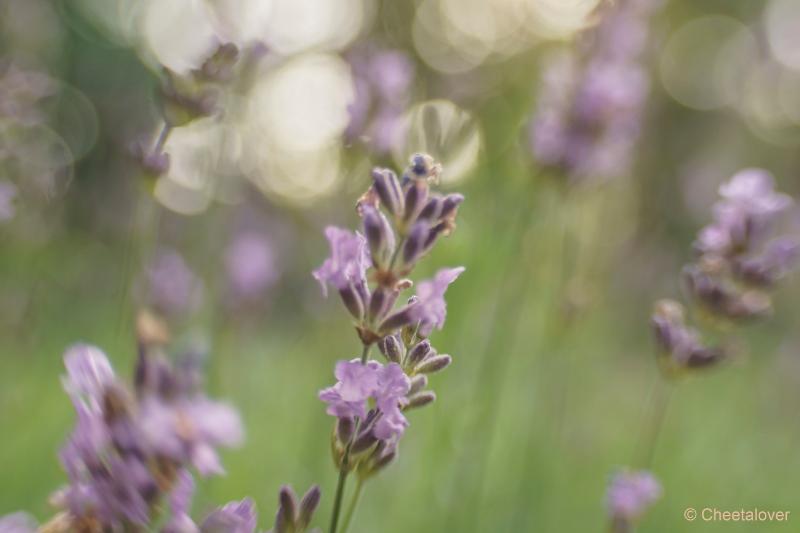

685,170,797,321
529,0,662,183
651,300,723,371
607,470,662,531
144,248,204,317
345,45,414,154
315,154,464,533
201,499,257,533
408,267,465,336
0,513,37,533
225,231,279,302
51,336,243,529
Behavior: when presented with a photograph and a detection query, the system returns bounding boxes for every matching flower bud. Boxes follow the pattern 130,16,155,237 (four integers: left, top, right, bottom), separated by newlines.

418,196,443,222
401,222,429,268
378,306,415,334
415,354,452,374
372,168,404,216
405,391,436,410
403,180,429,224
363,206,395,269
378,335,402,363
337,417,355,445
406,340,432,366
297,485,322,529
351,430,379,454
338,285,366,321
408,374,428,395
440,193,465,221
368,286,398,323
276,485,298,530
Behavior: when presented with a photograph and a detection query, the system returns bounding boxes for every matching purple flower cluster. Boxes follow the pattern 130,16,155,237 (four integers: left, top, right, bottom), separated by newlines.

345,44,414,154
143,248,205,318
653,169,797,372
315,154,464,530
607,470,662,531
225,231,279,305
51,339,244,530
529,0,662,183
1,314,324,532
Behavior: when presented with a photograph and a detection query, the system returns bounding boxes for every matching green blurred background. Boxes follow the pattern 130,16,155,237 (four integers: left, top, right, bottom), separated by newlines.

1,0,800,531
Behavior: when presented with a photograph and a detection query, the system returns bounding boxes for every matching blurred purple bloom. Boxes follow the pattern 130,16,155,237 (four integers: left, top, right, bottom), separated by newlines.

0,513,37,533
373,363,411,440
409,267,465,336
164,470,199,533
138,394,244,476
225,231,278,301
146,248,204,316
529,0,661,183
735,238,800,286
200,498,257,533
607,470,662,521
313,227,370,297
345,45,414,154
695,169,793,256
0,181,17,222
62,343,116,403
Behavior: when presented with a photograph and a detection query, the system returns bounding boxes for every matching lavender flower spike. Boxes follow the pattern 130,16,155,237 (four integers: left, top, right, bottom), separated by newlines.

373,363,411,440
607,470,662,531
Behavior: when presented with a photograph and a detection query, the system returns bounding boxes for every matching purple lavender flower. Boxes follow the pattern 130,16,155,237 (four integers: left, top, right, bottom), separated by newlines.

345,45,414,154
0,513,37,533
409,267,465,336
225,231,278,302
319,360,381,419
529,0,662,183
201,499,257,533
163,470,198,533
319,360,410,441
313,228,370,298
607,470,662,525
52,340,245,529
695,169,792,256
0,181,17,222
651,300,724,370
145,248,204,317
373,363,411,440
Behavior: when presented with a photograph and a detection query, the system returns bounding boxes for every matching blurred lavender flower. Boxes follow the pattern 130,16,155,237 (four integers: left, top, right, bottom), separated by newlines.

529,0,662,183
0,181,17,222
314,154,464,533
144,248,204,318
652,169,798,374
201,498,257,533
225,231,279,304
47,327,244,530
685,169,797,321
345,45,414,154
0,513,37,533
607,470,662,532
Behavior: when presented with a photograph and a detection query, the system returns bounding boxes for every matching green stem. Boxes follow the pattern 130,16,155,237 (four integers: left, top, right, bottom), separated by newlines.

329,344,372,533
340,477,365,533
636,377,674,468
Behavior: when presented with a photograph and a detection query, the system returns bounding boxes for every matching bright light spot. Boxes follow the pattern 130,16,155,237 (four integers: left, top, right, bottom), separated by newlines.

660,16,757,110
524,0,601,40
247,53,354,153
205,0,273,46
140,0,218,73
245,144,344,206
766,0,800,71
261,0,365,54
394,100,482,185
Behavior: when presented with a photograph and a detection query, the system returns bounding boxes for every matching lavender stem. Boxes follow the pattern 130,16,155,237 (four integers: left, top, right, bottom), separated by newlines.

340,477,365,533
153,122,172,154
